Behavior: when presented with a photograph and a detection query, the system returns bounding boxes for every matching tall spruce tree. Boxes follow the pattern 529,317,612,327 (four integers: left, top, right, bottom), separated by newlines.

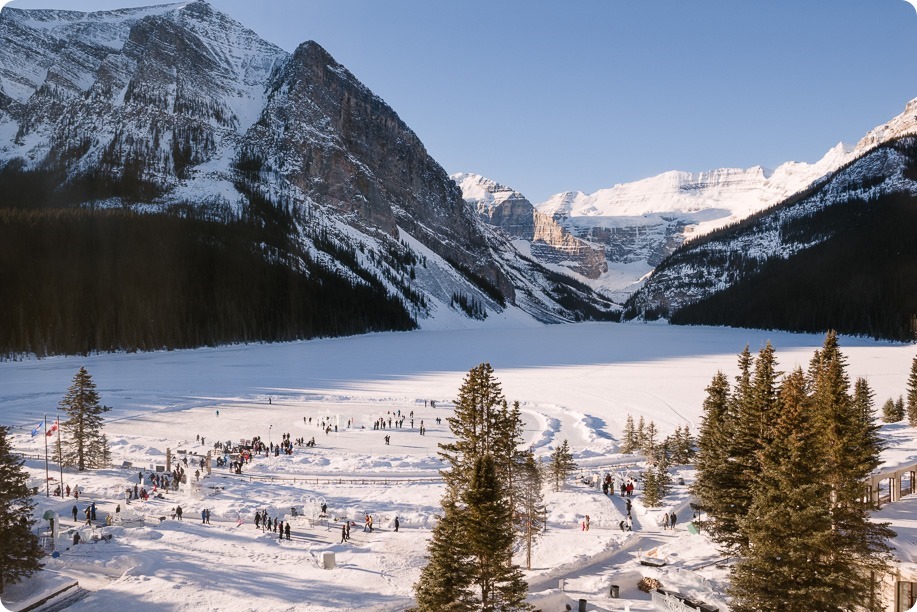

57,367,111,470
808,332,892,611
0,425,43,594
731,368,835,611
692,371,734,540
416,364,530,611
439,363,507,495
721,343,780,552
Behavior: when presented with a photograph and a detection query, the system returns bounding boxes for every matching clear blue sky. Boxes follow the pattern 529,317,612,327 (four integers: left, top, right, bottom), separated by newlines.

7,0,917,203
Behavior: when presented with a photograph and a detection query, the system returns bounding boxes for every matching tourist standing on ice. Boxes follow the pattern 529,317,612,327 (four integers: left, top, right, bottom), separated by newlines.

285,522,291,540
71,505,78,522
394,516,399,532
176,505,183,521
341,524,347,543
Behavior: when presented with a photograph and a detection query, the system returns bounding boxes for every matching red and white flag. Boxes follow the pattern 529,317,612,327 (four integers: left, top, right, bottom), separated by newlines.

46,419,59,436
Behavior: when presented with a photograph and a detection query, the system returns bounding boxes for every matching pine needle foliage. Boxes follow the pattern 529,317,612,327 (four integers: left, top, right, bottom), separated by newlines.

549,439,577,492
57,367,110,471
698,333,893,611
415,363,531,611
0,426,43,594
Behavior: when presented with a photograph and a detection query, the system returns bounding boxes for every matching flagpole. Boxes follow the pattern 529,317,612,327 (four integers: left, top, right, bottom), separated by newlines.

44,414,49,497
57,415,64,497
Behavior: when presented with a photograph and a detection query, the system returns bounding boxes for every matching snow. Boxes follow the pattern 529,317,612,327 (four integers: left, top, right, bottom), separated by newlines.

1,322,915,611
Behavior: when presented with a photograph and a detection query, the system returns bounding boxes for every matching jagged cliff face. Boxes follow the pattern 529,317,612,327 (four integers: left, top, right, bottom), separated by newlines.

247,42,511,298
453,173,607,280
0,2,282,194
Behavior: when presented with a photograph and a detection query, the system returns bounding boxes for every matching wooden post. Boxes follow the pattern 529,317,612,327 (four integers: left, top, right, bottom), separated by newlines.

166,447,171,472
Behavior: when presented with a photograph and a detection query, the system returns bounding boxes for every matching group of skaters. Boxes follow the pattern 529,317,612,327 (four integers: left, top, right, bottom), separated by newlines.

254,509,291,540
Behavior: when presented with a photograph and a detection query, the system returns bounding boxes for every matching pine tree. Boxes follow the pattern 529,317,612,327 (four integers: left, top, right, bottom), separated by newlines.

882,397,900,423
806,332,893,611
636,416,646,449
908,355,917,426
0,425,44,594
57,367,111,470
692,371,734,541
620,415,637,454
413,499,475,612
461,454,529,611
641,466,660,507
517,451,546,571
550,439,577,492
679,426,696,464
641,420,658,458
418,364,530,611
492,400,525,533
722,342,780,552
439,363,507,496
731,368,835,611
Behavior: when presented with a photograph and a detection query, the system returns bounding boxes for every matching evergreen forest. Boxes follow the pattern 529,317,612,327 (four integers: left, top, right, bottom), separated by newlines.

0,161,415,358
671,190,917,340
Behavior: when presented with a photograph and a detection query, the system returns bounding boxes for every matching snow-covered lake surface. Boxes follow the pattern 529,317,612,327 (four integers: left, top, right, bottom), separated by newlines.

1,322,915,611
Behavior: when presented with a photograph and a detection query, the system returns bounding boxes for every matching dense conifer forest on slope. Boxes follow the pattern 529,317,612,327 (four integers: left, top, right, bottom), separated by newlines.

671,191,917,341
0,163,415,358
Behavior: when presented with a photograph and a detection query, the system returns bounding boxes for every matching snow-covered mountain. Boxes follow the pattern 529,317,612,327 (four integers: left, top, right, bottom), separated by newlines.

530,142,856,299
0,1,619,356
453,173,606,280
623,133,917,339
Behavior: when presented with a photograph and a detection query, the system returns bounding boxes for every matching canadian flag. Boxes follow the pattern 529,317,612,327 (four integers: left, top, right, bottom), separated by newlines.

46,419,59,437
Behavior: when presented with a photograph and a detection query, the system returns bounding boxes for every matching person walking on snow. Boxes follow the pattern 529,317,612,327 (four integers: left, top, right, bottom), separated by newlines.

285,522,291,540
394,516,399,532
341,524,347,544
176,505,183,521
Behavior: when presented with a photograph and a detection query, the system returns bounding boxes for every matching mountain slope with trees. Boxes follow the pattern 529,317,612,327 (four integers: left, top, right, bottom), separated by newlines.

625,136,917,340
